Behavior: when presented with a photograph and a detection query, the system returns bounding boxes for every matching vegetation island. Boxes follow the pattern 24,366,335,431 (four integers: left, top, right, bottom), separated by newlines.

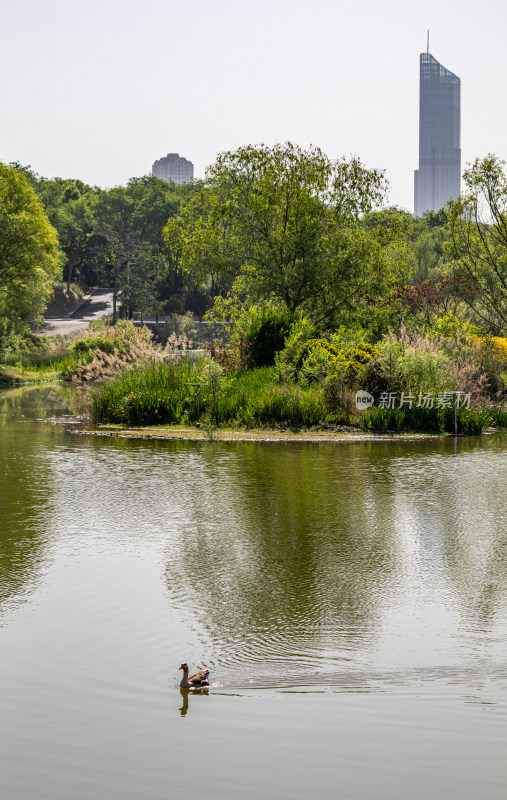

1,143,506,436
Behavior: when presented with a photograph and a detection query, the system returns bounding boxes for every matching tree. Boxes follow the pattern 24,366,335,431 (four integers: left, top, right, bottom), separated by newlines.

92,187,143,322
449,154,507,334
0,162,61,331
164,142,401,326
10,165,202,318
10,167,100,290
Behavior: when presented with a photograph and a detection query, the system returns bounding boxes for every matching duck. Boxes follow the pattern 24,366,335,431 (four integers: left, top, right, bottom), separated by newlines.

179,662,210,688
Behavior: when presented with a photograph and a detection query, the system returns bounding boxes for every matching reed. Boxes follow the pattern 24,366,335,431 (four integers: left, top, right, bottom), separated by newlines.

92,363,327,428
362,404,494,435
91,360,507,433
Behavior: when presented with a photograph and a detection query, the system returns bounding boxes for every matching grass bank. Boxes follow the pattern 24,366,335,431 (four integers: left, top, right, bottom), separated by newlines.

90,360,507,435
91,363,327,428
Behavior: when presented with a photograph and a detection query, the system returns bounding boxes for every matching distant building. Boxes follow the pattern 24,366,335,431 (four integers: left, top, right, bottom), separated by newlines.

414,49,461,217
152,153,194,185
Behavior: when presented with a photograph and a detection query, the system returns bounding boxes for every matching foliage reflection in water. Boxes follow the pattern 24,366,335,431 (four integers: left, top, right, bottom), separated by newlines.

1,386,507,800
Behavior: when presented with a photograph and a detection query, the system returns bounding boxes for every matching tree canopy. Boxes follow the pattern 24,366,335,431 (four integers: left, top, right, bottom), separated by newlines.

0,162,62,329
11,165,202,319
164,142,406,326
448,154,507,334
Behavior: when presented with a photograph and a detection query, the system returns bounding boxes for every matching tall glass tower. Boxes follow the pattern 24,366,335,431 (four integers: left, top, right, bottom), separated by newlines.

414,50,461,216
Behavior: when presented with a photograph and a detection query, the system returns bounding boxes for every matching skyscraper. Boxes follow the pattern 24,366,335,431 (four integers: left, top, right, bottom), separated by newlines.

152,153,194,185
414,48,461,216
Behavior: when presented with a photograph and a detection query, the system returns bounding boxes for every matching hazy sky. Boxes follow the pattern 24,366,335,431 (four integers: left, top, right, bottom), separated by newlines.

1,0,506,211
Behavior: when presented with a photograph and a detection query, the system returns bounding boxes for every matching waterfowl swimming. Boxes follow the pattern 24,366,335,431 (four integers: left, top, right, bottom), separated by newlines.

179,662,210,688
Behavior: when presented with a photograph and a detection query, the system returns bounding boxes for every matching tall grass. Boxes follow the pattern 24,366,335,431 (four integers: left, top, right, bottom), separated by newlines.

221,372,327,427
92,363,327,428
362,406,443,433
483,406,507,429
91,360,203,424
91,360,507,433
362,404,493,435
2,349,77,373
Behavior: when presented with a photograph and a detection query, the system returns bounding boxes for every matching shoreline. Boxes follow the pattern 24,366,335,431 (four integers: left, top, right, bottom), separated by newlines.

70,424,445,444
3,382,503,442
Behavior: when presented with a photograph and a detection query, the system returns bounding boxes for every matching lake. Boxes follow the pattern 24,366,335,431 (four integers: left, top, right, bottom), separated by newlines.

1,385,507,799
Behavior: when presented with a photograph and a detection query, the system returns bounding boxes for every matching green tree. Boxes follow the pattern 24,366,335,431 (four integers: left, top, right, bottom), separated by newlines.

10,166,100,290
92,187,143,322
0,162,62,331
51,195,96,290
408,209,450,283
11,165,202,316
449,154,507,333
164,142,400,327
92,177,200,321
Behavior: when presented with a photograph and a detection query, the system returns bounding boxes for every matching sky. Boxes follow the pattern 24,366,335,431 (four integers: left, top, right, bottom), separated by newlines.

1,0,506,211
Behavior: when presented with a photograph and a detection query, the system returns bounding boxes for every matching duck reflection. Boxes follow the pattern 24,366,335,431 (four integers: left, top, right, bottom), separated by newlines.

179,687,209,717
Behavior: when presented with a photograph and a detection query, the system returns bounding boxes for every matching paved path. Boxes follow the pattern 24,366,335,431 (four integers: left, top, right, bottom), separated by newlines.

40,289,115,337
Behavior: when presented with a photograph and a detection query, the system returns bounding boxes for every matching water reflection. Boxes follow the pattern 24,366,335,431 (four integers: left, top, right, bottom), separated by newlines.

164,438,507,688
179,687,209,717
2,388,507,800
0,388,69,615
1,386,507,693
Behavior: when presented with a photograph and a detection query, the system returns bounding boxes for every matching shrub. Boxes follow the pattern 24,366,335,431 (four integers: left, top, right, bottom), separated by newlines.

73,335,119,356
295,335,378,391
299,343,336,386
365,326,494,400
236,303,293,369
0,323,47,360
486,406,507,428
368,331,451,396
470,335,507,395
275,317,318,382
0,325,77,373
65,321,159,382
153,312,198,345
443,405,490,435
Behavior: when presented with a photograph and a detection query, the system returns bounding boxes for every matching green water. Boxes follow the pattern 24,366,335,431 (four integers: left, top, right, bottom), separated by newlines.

1,385,507,799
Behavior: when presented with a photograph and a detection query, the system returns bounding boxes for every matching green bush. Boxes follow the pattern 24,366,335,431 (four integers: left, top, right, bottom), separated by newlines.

73,335,119,356
486,406,507,428
0,325,76,373
362,403,490,434
0,323,44,361
237,303,293,369
443,405,490,435
367,332,452,396
299,344,335,386
277,324,378,391
275,317,318,382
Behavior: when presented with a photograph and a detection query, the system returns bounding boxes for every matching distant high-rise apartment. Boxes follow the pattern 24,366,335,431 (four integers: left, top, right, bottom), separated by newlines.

414,47,460,216
152,153,194,185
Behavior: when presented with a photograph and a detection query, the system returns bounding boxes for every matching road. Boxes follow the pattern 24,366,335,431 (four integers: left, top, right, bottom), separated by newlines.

40,288,116,337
